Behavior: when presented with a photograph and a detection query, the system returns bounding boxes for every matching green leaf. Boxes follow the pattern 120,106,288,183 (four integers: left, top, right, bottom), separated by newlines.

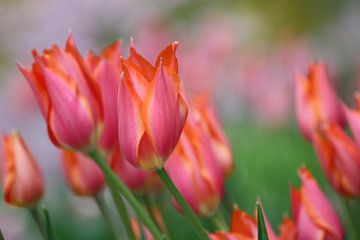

0,228,4,240
41,205,55,240
257,202,269,240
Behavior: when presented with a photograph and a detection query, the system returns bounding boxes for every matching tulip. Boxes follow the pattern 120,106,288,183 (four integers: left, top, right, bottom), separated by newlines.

2,131,44,207
279,217,296,240
291,167,343,240
61,151,105,196
131,217,154,240
86,41,122,154
165,111,224,216
295,63,343,141
110,147,159,194
312,123,360,197
18,35,103,152
118,40,188,170
209,205,278,240
192,94,233,177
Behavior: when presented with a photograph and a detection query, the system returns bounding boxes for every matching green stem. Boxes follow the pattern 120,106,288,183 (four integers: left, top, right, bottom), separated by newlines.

210,210,228,231
340,198,359,240
88,150,164,240
155,168,210,240
94,193,119,240
41,205,55,240
107,182,136,240
29,206,45,239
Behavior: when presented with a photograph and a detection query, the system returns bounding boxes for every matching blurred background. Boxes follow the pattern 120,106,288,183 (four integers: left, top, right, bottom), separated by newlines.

1,0,360,239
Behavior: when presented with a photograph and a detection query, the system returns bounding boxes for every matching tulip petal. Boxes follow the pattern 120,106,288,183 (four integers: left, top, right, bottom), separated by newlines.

155,41,179,73
43,67,95,150
143,63,188,159
118,78,146,167
128,39,155,81
123,61,150,100
343,103,360,148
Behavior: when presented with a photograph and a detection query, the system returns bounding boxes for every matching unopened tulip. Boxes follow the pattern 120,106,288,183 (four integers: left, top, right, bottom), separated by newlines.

295,63,343,141
192,94,233,177
2,131,44,207
110,147,159,194
18,35,103,152
209,205,278,240
86,41,122,154
61,151,105,196
165,112,224,216
118,40,188,170
312,123,360,197
291,167,343,240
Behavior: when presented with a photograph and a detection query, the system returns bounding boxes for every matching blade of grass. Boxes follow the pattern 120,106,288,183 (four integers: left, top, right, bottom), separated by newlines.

256,202,269,240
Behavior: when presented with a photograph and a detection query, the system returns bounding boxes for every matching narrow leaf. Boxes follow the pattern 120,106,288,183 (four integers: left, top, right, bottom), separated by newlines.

41,205,55,240
0,228,4,240
257,202,269,240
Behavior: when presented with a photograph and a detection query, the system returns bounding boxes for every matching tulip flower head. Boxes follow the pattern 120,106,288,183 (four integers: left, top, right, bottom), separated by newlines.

118,39,188,170
312,123,360,197
86,41,122,154
209,205,278,240
18,35,103,152
192,94,233,177
291,167,343,240
165,111,225,216
2,131,44,207
295,63,343,141
61,151,105,196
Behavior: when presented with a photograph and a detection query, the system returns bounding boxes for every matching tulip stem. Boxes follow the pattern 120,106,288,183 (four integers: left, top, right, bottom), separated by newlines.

29,206,45,239
89,149,164,240
107,182,136,240
155,167,210,240
340,198,359,240
94,193,120,240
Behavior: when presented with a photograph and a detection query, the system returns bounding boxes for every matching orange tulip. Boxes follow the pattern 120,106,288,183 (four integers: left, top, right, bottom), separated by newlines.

295,63,343,141
165,111,224,216
18,35,103,152
209,205,278,240
291,167,343,240
61,151,105,196
312,123,360,197
192,94,233,177
85,41,122,154
278,217,296,240
118,40,188,170
2,131,44,207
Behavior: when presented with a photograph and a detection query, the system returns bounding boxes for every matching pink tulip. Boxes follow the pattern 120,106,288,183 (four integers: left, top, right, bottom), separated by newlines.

18,35,103,152
192,94,233,177
2,131,44,207
86,41,122,154
165,111,224,216
61,151,105,196
118,40,188,170
295,63,343,141
312,123,360,197
291,167,343,240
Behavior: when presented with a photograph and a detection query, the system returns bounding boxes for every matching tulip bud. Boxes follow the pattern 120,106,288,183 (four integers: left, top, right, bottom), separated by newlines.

291,167,343,240
118,40,188,170
110,147,159,194
18,35,103,152
2,131,44,207
165,112,224,216
87,41,122,154
312,123,360,197
61,151,105,196
279,217,296,240
192,94,233,177
295,63,343,141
